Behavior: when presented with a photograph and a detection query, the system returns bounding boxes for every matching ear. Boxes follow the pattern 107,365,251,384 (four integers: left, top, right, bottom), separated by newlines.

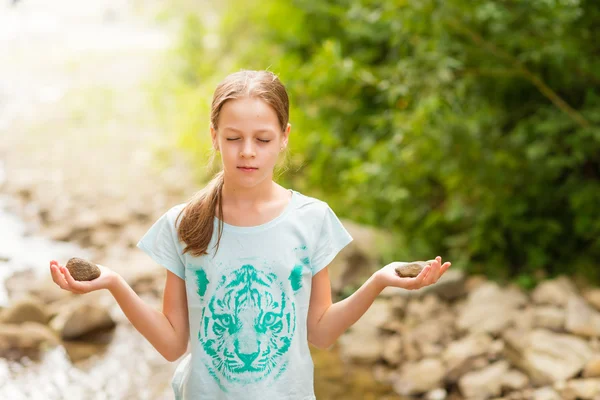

281,123,291,149
210,123,218,150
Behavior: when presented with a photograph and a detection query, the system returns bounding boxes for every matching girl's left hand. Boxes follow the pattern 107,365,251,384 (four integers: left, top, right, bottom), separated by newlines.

374,256,451,291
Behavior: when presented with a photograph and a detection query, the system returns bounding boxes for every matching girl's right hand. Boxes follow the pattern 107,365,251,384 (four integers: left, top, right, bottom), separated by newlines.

49,260,119,294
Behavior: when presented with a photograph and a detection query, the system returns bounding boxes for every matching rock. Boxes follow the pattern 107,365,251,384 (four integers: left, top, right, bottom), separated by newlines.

90,227,117,248
121,223,150,248
65,257,101,281
533,306,565,331
72,210,102,231
3,268,36,301
381,319,405,334
328,220,394,294
62,340,109,363
99,250,162,293
29,275,77,304
531,276,578,307
392,358,445,396
565,295,600,337
61,326,115,362
338,300,392,363
394,260,433,278
46,224,75,242
583,355,600,378
425,388,447,400
532,387,562,400
446,356,489,384
442,333,494,373
456,282,525,334
501,369,530,391
103,206,131,227
381,335,402,366
554,378,600,400
0,296,49,325
584,288,600,312
0,322,60,361
50,298,116,340
405,294,445,324
458,360,510,399
512,306,535,332
464,274,487,292
413,316,453,347
352,299,392,332
503,328,592,385
338,331,383,364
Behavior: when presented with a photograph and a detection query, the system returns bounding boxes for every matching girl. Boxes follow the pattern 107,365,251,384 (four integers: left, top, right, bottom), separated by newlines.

49,70,451,400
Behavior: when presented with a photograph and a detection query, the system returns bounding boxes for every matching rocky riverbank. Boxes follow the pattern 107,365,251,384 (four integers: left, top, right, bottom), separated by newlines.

335,262,600,399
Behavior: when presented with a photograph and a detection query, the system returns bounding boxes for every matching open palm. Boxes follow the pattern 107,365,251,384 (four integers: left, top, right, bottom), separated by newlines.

49,260,118,294
375,256,451,290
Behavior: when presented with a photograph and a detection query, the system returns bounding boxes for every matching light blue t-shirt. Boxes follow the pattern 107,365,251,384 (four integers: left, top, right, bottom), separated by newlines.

137,189,353,400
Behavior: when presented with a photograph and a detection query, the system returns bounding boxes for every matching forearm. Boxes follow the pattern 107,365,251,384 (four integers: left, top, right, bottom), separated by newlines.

311,273,384,349
109,275,184,361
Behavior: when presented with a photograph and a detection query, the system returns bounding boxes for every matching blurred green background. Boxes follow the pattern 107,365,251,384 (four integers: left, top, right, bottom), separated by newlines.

152,0,600,287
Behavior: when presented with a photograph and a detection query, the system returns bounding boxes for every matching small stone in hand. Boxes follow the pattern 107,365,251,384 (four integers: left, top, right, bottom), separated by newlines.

395,260,434,278
65,257,101,281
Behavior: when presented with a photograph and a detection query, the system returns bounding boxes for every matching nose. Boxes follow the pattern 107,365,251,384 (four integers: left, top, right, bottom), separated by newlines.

240,139,256,158
235,338,260,366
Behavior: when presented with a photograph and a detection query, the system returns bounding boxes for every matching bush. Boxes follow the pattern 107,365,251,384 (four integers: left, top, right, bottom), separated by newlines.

157,0,600,283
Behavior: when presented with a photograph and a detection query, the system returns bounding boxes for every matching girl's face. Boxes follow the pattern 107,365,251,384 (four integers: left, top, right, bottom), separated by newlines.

211,97,290,189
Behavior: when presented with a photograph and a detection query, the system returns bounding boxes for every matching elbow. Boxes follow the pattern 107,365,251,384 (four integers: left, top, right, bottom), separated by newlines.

162,344,188,362
163,349,185,362
163,352,180,363
308,335,334,350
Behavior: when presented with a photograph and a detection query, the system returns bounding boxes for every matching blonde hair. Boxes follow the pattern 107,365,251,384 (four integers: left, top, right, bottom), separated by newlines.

176,70,290,257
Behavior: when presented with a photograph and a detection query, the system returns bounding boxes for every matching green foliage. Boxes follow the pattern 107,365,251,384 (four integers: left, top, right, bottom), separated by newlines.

157,0,600,282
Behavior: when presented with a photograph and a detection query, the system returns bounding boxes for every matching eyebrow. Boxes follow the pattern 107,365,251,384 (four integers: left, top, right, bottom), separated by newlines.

222,127,275,134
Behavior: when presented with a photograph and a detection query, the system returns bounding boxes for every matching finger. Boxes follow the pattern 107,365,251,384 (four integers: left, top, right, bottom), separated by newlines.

60,266,88,294
424,268,438,286
413,266,431,288
440,262,452,275
417,266,434,288
428,260,441,282
50,263,70,290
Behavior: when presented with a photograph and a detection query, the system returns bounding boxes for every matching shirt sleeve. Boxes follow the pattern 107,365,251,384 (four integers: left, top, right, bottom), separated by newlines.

136,207,186,280
311,204,353,276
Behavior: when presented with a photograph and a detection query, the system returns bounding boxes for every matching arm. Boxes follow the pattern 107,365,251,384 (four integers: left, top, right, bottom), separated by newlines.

50,261,189,362
306,267,383,350
109,270,190,362
307,256,451,349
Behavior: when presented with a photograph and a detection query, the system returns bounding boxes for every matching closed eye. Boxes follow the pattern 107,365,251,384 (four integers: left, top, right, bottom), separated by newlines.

226,138,271,143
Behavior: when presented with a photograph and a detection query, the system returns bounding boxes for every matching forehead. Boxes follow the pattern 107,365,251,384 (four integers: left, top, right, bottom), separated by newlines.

218,97,280,132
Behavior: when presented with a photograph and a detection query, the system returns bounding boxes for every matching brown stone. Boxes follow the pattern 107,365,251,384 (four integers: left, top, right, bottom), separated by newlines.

65,257,101,281
395,260,434,278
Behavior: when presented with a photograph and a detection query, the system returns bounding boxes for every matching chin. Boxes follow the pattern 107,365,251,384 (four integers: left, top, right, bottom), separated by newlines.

231,173,268,187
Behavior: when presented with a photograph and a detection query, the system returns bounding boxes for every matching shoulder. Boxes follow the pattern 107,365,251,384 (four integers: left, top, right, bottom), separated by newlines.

291,190,332,219
161,202,188,228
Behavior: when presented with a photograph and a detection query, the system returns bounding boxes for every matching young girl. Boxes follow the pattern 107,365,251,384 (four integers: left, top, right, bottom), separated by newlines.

49,70,451,400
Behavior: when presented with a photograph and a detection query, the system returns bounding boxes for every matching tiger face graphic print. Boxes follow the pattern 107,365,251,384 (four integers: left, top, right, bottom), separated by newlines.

195,261,306,390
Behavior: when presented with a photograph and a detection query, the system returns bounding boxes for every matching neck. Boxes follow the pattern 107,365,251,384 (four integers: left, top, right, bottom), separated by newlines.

221,178,279,208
